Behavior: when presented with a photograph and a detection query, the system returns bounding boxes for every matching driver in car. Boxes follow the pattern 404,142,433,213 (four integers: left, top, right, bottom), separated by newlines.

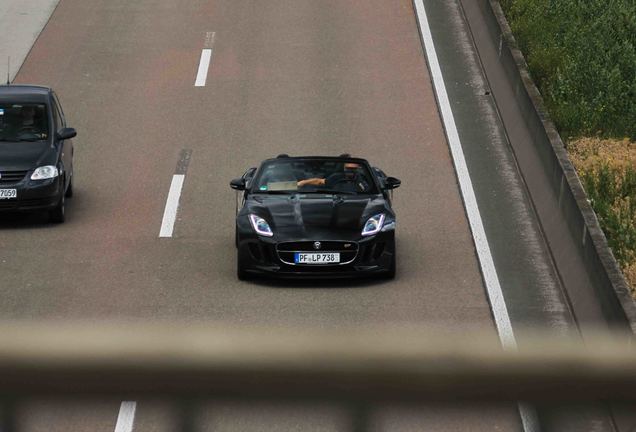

20,106,37,129
297,162,370,193
16,105,45,138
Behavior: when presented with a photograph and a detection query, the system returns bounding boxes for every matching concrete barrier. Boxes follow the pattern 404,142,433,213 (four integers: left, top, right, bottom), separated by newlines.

459,0,636,333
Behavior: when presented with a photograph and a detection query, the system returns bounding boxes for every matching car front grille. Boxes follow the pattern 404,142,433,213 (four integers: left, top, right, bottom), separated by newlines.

276,241,359,265
0,171,28,185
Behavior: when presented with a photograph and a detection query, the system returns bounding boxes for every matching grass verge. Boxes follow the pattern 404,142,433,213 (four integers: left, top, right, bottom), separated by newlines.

499,0,635,139
569,138,636,296
499,0,636,297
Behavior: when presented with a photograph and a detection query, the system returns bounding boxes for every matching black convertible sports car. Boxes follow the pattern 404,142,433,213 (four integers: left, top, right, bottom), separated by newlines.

230,155,401,280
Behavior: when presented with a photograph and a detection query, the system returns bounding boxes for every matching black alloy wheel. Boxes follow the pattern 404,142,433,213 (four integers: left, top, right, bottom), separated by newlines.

237,256,251,281
383,252,396,279
49,185,66,223
65,174,73,198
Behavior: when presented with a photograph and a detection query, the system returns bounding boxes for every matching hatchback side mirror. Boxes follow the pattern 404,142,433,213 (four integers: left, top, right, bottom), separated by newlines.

385,177,401,190
56,127,77,140
230,178,246,191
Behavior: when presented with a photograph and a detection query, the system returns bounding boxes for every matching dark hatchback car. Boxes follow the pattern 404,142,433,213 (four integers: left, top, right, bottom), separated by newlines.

230,155,401,280
0,85,76,222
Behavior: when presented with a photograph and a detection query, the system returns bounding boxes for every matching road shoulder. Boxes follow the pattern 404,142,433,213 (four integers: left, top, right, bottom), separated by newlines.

0,0,60,82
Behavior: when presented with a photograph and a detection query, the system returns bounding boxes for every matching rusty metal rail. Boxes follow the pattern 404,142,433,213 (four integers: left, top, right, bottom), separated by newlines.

0,323,635,431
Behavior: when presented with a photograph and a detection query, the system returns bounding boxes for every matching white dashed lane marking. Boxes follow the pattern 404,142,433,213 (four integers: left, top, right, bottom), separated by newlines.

159,149,192,238
114,401,136,432
194,31,215,87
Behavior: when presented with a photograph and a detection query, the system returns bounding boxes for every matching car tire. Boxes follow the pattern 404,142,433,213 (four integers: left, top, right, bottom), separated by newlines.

65,174,73,198
49,191,66,224
236,251,252,281
237,262,252,281
383,253,396,279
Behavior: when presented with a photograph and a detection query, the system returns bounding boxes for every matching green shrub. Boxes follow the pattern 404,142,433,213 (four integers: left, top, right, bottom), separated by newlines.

500,0,636,139
581,164,636,267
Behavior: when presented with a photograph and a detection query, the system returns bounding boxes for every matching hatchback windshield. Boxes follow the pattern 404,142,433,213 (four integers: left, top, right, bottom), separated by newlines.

0,103,49,142
253,159,377,194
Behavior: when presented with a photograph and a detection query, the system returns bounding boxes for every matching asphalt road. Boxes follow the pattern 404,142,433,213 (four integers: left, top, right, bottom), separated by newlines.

6,0,500,336
0,0,593,430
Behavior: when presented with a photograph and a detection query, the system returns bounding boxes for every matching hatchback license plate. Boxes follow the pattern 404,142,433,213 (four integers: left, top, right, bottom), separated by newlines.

0,189,16,199
294,252,340,264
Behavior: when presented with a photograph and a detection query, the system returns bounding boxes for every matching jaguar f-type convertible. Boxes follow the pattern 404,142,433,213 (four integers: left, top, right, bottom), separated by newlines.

230,155,401,280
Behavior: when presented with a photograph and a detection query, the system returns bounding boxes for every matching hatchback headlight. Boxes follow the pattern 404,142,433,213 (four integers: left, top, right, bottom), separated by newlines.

249,214,274,237
31,165,59,180
362,214,385,236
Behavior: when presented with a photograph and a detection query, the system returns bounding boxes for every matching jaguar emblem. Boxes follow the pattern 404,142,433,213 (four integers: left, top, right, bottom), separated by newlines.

313,241,321,250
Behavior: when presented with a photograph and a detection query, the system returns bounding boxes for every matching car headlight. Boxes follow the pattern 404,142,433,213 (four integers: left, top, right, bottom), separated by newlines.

249,214,274,237
381,220,396,232
31,165,59,180
362,213,385,236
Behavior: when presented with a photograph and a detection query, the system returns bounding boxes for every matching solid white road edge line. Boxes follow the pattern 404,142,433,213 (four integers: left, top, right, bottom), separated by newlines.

114,401,136,432
413,0,514,349
194,49,212,87
412,1,539,431
159,174,185,238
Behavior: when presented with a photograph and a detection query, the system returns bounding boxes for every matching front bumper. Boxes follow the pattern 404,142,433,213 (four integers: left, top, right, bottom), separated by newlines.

237,231,395,279
0,176,62,212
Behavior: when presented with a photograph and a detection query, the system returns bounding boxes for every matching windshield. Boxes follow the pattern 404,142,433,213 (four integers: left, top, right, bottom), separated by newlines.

0,103,49,142
252,159,378,194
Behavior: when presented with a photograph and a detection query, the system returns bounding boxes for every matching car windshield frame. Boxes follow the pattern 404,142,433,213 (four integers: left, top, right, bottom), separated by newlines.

0,102,50,142
249,157,380,195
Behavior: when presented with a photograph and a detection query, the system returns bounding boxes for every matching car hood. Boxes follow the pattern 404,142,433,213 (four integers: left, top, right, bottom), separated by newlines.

245,194,390,240
0,141,55,170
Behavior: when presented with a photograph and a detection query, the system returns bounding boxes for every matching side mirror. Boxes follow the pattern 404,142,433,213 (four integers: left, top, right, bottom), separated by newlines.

373,167,387,178
56,127,77,140
230,178,246,191
385,177,401,190
243,167,257,180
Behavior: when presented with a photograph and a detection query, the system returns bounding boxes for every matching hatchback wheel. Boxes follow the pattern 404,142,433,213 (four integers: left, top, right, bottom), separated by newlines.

65,174,74,198
49,191,65,223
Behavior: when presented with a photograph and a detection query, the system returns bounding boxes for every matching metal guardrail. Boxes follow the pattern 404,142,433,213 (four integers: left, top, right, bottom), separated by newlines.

1,323,635,431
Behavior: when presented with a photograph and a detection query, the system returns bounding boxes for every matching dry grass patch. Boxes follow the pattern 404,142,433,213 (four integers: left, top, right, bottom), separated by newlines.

569,137,636,297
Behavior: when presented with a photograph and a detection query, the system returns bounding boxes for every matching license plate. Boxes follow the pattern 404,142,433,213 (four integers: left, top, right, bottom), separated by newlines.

294,252,340,264
0,189,16,199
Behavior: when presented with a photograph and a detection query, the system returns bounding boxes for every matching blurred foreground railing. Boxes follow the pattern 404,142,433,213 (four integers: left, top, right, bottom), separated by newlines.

0,323,635,431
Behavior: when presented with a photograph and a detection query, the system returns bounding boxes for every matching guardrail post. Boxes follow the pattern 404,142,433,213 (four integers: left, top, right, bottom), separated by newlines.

178,400,196,432
1,400,17,432
351,404,370,432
